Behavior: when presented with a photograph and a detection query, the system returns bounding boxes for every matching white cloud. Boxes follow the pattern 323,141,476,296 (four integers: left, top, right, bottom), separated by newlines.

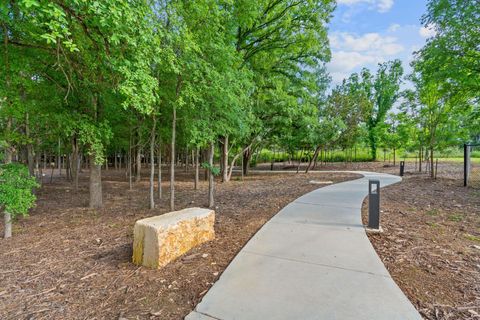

419,25,436,38
329,32,404,56
327,31,405,84
329,51,379,73
337,0,394,13
387,23,401,32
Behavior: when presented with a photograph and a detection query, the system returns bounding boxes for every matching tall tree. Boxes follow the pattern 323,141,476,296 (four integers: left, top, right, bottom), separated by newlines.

361,60,403,160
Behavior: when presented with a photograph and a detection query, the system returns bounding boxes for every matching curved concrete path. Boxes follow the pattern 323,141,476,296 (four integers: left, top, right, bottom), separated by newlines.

186,172,421,320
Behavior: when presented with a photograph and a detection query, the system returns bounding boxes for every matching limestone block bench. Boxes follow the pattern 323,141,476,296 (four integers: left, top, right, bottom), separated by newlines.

132,207,215,268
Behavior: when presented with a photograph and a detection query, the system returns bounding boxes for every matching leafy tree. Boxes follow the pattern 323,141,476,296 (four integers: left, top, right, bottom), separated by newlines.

417,0,480,99
360,60,404,160
0,163,38,238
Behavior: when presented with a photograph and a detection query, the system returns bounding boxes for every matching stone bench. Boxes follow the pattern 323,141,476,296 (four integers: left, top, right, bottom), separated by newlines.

132,207,215,268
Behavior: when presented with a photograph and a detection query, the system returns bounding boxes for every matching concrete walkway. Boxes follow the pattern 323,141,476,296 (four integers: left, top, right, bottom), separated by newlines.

186,172,422,320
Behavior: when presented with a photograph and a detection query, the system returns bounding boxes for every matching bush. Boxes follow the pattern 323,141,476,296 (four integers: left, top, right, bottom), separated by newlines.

0,163,39,218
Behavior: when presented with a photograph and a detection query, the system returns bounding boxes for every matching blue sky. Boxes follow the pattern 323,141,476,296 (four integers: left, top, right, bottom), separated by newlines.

327,0,436,85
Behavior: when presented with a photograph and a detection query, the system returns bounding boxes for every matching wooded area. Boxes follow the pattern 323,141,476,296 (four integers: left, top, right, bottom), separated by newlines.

0,0,478,237
0,1,479,319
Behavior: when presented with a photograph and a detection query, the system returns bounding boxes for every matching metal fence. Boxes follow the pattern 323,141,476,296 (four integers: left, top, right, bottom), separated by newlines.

464,143,480,188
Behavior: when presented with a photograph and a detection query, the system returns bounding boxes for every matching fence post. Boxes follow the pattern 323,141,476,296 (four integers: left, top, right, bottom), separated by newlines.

464,144,470,187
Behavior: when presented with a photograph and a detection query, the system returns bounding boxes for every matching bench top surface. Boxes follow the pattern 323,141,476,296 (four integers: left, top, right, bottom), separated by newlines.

135,207,214,228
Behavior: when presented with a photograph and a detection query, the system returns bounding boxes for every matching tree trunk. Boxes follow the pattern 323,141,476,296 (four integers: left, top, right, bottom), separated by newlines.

296,149,304,173
66,153,71,180
170,105,176,211
221,135,229,182
71,137,79,190
306,146,320,173
135,138,142,183
157,141,162,200
194,147,199,190
57,138,62,176
419,146,422,173
393,148,396,166
89,153,103,208
242,147,252,176
25,113,34,176
128,148,133,190
430,147,434,178
369,129,377,161
149,119,156,209
3,145,12,238
208,142,215,208
3,211,12,239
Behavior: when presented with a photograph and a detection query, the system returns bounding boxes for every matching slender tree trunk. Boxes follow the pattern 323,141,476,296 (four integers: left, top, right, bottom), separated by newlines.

3,211,12,239
430,147,434,178
170,105,176,211
157,141,162,200
149,119,156,209
208,141,215,208
306,146,320,173
369,129,377,161
25,113,34,176
57,138,62,176
296,149,304,173
128,148,133,190
393,148,396,166
71,137,79,190
3,142,12,238
66,153,71,180
242,147,252,176
43,150,47,171
89,153,103,208
135,133,142,183
194,147,199,190
3,26,13,166
419,146,422,173
221,135,229,182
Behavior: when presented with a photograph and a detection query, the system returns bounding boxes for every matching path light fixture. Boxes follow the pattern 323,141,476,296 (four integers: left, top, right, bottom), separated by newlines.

368,179,380,230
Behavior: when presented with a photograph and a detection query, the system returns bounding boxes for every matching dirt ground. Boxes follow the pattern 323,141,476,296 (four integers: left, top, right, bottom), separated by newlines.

360,173,480,320
0,168,358,320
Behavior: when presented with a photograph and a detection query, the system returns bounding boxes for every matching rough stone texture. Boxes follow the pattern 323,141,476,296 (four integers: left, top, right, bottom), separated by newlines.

133,207,215,269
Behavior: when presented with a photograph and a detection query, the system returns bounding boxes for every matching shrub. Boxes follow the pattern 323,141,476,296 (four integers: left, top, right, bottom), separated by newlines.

0,163,39,219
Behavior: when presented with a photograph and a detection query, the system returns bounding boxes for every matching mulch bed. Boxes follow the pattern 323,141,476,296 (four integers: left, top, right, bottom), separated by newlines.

362,174,480,320
0,169,358,320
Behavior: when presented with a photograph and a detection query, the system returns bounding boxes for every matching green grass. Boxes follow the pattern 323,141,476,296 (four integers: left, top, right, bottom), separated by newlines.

448,214,463,222
465,234,480,243
252,146,480,165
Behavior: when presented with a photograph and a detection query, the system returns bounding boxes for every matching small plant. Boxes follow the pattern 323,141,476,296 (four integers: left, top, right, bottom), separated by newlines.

426,209,438,216
465,234,480,243
201,162,220,176
0,163,39,238
448,214,463,222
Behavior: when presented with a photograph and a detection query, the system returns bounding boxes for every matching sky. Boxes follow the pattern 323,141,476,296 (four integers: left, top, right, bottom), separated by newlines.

327,0,435,86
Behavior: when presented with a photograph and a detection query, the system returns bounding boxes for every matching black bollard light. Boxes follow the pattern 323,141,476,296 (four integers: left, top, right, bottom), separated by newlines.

400,161,405,176
368,180,380,229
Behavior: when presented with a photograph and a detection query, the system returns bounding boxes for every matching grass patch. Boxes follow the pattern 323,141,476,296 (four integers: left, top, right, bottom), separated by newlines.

465,234,480,243
448,214,463,222
426,209,438,216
